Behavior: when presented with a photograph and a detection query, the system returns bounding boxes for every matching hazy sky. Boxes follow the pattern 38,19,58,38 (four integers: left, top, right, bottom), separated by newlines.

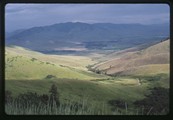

6,4,170,32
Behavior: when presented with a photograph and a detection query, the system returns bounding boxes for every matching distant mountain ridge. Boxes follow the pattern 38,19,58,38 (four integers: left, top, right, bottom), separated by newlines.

6,22,169,52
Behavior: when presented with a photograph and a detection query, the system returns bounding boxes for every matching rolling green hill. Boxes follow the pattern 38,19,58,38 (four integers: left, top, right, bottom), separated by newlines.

5,39,170,115
5,46,154,114
5,46,107,80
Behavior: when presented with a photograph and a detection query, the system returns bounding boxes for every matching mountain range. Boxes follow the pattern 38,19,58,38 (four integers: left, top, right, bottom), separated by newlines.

6,22,169,53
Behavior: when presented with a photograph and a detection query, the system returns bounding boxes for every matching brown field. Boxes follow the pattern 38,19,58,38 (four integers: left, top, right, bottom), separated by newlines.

93,40,170,76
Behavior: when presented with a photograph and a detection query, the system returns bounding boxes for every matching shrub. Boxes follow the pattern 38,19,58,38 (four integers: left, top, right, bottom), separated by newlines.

14,92,41,108
31,58,37,61
5,90,13,104
134,87,169,114
108,99,127,109
5,83,60,110
45,75,57,79
95,69,101,74
40,94,49,105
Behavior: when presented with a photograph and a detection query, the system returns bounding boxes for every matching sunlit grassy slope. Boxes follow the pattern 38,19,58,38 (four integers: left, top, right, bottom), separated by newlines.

5,40,170,114
120,64,169,76
6,46,96,70
5,46,107,80
94,40,170,76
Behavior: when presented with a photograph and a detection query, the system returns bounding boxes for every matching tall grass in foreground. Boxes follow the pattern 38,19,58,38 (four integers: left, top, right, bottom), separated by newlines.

5,84,169,115
5,99,167,115
5,99,108,115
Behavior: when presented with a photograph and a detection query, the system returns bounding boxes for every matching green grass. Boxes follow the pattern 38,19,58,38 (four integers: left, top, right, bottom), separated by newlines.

5,44,170,115
133,73,170,88
6,46,97,70
5,50,108,80
6,78,148,102
6,75,169,115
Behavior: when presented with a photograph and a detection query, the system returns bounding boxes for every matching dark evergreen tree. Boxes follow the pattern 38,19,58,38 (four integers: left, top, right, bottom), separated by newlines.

49,83,60,107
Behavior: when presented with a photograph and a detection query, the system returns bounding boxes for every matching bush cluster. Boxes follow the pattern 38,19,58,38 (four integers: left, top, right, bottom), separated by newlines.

5,84,60,108
133,87,169,114
108,99,127,111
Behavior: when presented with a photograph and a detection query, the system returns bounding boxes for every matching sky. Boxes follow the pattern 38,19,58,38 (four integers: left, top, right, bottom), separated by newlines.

5,4,170,32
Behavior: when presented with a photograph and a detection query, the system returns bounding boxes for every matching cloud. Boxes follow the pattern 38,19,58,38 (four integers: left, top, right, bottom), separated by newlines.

5,4,170,32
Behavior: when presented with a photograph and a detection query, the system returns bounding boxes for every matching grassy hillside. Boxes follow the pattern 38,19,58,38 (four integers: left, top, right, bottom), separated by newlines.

4,78,151,114
5,46,107,80
6,78,148,102
6,73,169,115
5,40,170,115
119,64,169,76
6,46,97,70
93,39,170,76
